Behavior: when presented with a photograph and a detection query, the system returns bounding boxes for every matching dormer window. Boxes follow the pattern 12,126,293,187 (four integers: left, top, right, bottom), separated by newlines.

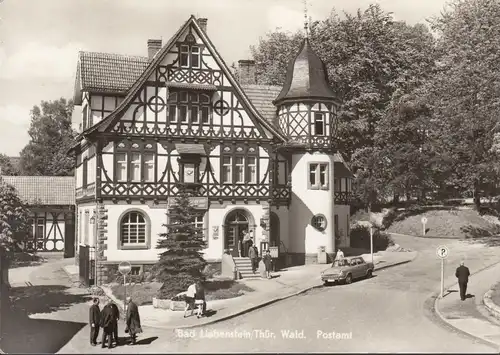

314,113,325,136
179,44,200,68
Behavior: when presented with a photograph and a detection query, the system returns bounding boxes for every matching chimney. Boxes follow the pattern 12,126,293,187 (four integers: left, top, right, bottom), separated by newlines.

197,18,208,33
238,60,256,85
147,39,162,59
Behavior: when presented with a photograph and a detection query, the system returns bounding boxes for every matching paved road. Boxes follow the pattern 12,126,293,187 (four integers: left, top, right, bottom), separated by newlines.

66,235,500,353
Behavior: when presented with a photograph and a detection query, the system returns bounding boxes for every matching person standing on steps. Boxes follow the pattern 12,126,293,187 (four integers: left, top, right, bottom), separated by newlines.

455,261,470,301
248,242,259,273
89,298,101,346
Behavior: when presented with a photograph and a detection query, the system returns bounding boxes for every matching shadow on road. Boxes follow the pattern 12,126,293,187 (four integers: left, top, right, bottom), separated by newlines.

136,336,159,345
1,284,90,353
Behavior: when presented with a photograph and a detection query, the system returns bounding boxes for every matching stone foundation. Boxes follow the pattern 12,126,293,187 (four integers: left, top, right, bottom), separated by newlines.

286,253,334,267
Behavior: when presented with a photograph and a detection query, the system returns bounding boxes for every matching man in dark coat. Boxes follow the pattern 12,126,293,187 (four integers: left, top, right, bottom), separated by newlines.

125,297,142,345
110,302,120,346
195,281,207,314
455,261,471,301
99,301,115,348
89,298,101,346
248,243,259,273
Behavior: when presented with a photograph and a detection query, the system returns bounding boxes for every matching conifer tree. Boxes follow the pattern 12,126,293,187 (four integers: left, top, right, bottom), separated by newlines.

0,177,30,251
155,192,207,299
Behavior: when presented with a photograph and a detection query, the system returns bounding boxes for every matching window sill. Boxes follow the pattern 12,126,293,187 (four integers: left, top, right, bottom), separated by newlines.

119,244,150,250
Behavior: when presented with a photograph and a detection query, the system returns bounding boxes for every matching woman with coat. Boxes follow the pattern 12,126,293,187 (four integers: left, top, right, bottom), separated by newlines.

125,297,142,345
263,250,273,279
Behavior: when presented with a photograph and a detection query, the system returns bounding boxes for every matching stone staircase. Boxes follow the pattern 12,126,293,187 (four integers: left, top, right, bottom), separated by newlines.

233,257,260,279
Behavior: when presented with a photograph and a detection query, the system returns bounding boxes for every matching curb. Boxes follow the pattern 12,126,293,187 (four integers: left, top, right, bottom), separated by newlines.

431,260,500,350
136,256,417,330
387,232,462,240
483,289,500,320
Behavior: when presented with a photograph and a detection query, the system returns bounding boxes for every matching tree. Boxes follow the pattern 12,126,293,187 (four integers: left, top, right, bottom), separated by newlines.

425,0,500,209
0,177,30,251
155,192,207,299
19,98,76,176
0,154,19,176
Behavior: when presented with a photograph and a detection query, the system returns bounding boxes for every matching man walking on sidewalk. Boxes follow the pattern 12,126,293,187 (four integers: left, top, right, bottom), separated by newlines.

455,261,470,301
89,298,101,346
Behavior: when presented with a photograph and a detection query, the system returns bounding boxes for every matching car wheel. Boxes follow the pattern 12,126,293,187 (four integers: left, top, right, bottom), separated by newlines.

324,281,330,286
345,274,352,284
366,270,373,278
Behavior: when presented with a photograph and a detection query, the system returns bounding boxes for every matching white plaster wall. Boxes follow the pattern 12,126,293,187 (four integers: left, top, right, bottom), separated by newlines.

88,155,96,184
76,202,95,249
335,204,350,248
104,203,168,262
289,152,336,255
101,142,114,181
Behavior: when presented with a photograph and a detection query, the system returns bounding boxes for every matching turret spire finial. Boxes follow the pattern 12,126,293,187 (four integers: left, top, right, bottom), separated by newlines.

303,0,309,38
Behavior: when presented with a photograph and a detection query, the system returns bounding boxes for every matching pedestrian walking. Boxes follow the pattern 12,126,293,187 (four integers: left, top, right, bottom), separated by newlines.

195,281,207,315
110,302,120,346
263,250,272,279
455,261,470,301
99,301,114,348
89,298,101,346
248,243,259,273
125,297,142,345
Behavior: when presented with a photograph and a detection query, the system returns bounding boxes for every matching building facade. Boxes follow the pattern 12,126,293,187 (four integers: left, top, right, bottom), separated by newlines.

71,16,353,283
2,176,76,258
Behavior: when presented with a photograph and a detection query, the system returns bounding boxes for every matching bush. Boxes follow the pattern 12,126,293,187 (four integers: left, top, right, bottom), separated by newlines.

350,224,393,251
381,208,399,230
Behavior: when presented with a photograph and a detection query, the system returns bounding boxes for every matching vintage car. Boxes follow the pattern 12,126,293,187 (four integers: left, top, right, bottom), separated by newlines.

320,256,374,285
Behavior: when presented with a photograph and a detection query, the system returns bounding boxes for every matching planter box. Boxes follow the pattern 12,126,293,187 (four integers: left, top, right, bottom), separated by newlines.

152,297,171,309
170,300,187,311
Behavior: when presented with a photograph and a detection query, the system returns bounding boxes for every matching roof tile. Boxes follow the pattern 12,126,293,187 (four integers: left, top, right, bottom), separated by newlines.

79,52,150,93
241,84,281,126
2,176,75,206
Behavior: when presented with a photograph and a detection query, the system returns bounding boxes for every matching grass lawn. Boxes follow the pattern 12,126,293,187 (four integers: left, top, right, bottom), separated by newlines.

387,208,500,238
110,279,254,306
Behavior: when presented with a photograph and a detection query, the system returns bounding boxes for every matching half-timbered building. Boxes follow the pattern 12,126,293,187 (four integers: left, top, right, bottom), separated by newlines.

71,16,353,283
2,176,76,258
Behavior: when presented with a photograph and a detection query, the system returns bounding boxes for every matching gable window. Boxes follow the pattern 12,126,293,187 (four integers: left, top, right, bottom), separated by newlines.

222,156,232,183
309,162,329,190
179,45,200,68
116,153,127,182
246,157,257,183
120,211,148,248
144,153,155,182
167,91,211,124
314,113,325,136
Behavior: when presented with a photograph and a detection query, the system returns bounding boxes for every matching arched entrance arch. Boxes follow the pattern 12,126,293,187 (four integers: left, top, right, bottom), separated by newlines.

270,212,280,248
223,209,256,257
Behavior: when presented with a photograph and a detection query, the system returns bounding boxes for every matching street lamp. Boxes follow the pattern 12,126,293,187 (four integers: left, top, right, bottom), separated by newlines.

369,224,374,265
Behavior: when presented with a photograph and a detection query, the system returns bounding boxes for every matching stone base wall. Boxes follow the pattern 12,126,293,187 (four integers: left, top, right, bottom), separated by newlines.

286,253,334,267
98,261,222,285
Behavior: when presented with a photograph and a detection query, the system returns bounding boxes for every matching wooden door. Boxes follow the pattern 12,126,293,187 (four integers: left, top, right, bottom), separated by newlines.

225,225,239,257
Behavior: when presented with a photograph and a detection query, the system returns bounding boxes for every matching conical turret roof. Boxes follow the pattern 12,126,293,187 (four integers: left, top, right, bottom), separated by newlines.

273,38,338,105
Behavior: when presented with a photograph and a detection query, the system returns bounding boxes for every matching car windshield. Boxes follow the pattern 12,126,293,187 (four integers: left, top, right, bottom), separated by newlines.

333,260,348,267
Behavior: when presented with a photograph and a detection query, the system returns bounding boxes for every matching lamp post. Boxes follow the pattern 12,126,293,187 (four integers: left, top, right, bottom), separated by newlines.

90,209,98,285
370,224,374,264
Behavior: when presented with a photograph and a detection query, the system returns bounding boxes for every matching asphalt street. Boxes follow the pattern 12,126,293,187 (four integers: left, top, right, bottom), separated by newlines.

71,234,500,353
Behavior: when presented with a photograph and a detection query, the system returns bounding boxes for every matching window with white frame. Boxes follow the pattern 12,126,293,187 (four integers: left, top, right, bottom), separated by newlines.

179,45,200,68
314,113,325,136
116,153,127,181
120,211,147,247
193,211,207,241
246,157,257,183
235,156,244,183
144,153,155,182
309,163,329,190
222,156,232,183
130,153,141,182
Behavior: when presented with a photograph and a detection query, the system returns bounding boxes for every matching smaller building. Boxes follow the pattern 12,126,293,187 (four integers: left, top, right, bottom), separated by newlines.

2,176,76,258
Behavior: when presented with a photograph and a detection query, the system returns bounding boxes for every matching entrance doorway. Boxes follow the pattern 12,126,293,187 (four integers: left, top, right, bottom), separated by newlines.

225,210,250,257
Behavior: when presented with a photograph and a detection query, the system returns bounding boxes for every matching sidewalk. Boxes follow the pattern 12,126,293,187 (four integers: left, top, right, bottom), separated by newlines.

96,250,417,330
434,261,500,350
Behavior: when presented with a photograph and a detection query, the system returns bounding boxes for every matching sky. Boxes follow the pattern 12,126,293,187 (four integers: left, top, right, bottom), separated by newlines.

0,0,449,157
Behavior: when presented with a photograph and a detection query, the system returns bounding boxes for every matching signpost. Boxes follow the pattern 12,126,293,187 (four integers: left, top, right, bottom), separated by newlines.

421,217,428,236
436,246,449,298
118,261,132,313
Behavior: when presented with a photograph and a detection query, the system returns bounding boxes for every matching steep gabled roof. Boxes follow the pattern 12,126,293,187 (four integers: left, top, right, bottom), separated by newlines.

76,15,286,143
242,84,281,127
2,176,75,205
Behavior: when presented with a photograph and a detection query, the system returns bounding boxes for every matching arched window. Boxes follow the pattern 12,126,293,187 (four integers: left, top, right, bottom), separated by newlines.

120,211,149,248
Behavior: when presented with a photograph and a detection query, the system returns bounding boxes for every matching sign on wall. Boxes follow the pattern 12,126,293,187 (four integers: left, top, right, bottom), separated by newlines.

167,197,209,210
